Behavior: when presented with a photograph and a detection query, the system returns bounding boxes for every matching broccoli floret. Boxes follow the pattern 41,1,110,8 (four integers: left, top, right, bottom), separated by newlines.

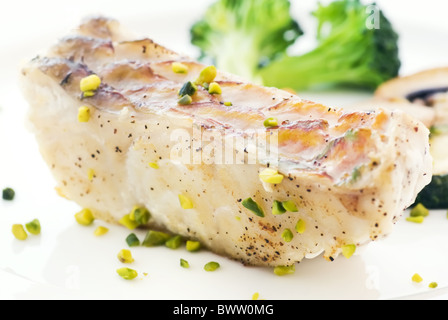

259,0,401,91
190,0,303,81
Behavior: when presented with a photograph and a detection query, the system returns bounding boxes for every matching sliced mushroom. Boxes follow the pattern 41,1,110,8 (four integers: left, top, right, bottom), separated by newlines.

374,67,448,127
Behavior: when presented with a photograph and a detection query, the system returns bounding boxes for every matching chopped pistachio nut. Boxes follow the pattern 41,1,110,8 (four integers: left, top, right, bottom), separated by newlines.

80,74,101,92
273,265,295,276
117,249,135,264
180,258,190,269
406,216,424,224
295,219,306,234
94,226,109,236
126,233,140,247
78,106,91,122
429,282,438,289
208,82,222,95
272,200,286,215
75,208,95,226
410,203,429,217
223,101,233,106
2,188,15,201
179,81,197,97
412,273,423,283
263,117,278,128
129,206,151,225
186,240,201,252
259,168,284,184
172,62,189,74
25,219,41,235
204,261,220,272
341,244,356,259
116,267,138,280
282,200,298,212
142,230,171,247
344,129,358,141
82,91,95,98
242,197,265,217
148,162,159,169
178,194,194,209
195,65,217,85
165,235,183,249
281,229,293,243
351,167,362,182
87,168,95,181
119,214,140,230
12,224,28,241
178,94,193,105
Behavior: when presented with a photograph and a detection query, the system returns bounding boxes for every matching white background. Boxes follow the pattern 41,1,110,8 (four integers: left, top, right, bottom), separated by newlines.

1,0,448,300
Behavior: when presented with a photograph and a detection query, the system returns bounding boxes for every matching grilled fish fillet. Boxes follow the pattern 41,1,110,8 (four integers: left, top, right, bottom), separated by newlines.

19,17,432,267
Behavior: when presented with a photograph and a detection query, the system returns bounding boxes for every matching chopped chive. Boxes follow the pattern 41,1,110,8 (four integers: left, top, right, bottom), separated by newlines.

2,188,15,201
242,197,265,217
126,233,140,247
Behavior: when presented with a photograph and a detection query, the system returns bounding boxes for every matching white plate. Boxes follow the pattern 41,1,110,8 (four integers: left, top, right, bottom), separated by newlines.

1,0,448,300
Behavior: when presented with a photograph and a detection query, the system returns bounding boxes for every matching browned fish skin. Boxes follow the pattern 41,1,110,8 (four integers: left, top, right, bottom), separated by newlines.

20,17,432,267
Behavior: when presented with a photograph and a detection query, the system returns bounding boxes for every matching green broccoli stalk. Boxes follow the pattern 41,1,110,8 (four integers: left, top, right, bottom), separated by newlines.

190,0,303,81
259,0,401,91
